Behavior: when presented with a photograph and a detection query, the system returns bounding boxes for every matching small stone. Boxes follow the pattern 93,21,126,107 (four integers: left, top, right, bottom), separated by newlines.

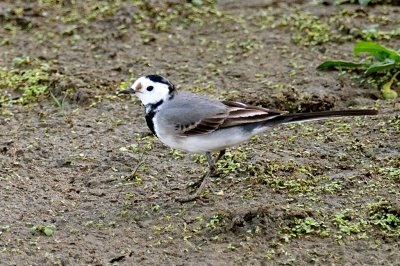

216,190,224,196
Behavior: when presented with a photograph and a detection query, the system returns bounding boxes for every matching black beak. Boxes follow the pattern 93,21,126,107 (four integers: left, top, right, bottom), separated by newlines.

118,88,135,95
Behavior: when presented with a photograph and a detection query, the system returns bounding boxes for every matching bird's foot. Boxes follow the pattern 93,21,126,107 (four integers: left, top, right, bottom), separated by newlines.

177,170,215,203
175,194,201,203
186,168,219,189
177,151,224,203
175,189,211,203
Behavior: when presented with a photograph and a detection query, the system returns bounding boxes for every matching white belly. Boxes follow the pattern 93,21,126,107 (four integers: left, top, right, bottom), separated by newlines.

157,127,257,153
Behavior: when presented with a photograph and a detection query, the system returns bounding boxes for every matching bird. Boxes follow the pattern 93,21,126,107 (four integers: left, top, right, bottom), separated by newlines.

119,74,378,202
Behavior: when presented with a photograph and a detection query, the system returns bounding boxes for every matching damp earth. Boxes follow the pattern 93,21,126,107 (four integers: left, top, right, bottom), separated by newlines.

0,1,399,265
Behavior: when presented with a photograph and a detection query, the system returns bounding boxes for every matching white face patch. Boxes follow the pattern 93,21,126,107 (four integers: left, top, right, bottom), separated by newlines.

131,76,171,106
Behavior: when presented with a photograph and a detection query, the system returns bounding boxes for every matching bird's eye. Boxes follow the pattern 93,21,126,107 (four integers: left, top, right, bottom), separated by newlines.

146,86,154,91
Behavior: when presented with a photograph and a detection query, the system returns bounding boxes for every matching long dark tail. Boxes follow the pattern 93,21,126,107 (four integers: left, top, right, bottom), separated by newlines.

270,109,378,124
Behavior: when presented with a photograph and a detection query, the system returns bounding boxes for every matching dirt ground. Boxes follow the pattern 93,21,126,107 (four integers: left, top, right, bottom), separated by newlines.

0,0,399,265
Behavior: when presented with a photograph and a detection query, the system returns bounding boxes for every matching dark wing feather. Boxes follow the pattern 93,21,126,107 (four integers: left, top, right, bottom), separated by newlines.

179,101,287,136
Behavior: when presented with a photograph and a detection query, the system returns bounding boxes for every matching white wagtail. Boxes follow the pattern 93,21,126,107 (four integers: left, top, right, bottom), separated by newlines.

119,74,378,201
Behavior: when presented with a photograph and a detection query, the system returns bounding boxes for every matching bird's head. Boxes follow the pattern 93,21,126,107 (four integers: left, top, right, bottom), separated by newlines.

119,75,175,105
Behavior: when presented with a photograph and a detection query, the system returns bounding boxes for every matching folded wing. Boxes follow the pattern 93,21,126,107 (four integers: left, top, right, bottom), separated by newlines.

179,101,287,136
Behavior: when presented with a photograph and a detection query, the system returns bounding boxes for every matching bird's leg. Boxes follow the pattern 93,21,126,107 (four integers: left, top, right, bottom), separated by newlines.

216,149,226,162
178,150,225,203
187,152,215,189
187,149,226,189
206,151,217,172
178,152,215,203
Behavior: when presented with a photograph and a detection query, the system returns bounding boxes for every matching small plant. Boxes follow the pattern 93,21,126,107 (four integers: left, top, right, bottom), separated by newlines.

368,202,400,236
216,149,245,175
282,217,326,241
131,0,220,33
30,224,56,236
332,210,367,235
50,91,66,111
0,57,51,105
277,12,335,46
318,41,400,99
206,214,224,230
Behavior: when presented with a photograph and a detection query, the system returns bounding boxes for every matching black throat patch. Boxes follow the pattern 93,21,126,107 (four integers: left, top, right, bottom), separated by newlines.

144,100,164,137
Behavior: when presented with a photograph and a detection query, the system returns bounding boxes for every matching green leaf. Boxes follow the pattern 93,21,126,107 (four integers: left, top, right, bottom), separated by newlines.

30,224,55,236
334,0,349,5
317,60,366,70
44,227,54,236
364,61,398,75
382,90,398,100
191,0,203,5
358,0,371,6
381,71,399,100
30,226,39,235
354,42,400,62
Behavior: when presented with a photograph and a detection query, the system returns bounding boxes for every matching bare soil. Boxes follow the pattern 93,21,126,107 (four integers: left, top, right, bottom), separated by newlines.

0,1,399,265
